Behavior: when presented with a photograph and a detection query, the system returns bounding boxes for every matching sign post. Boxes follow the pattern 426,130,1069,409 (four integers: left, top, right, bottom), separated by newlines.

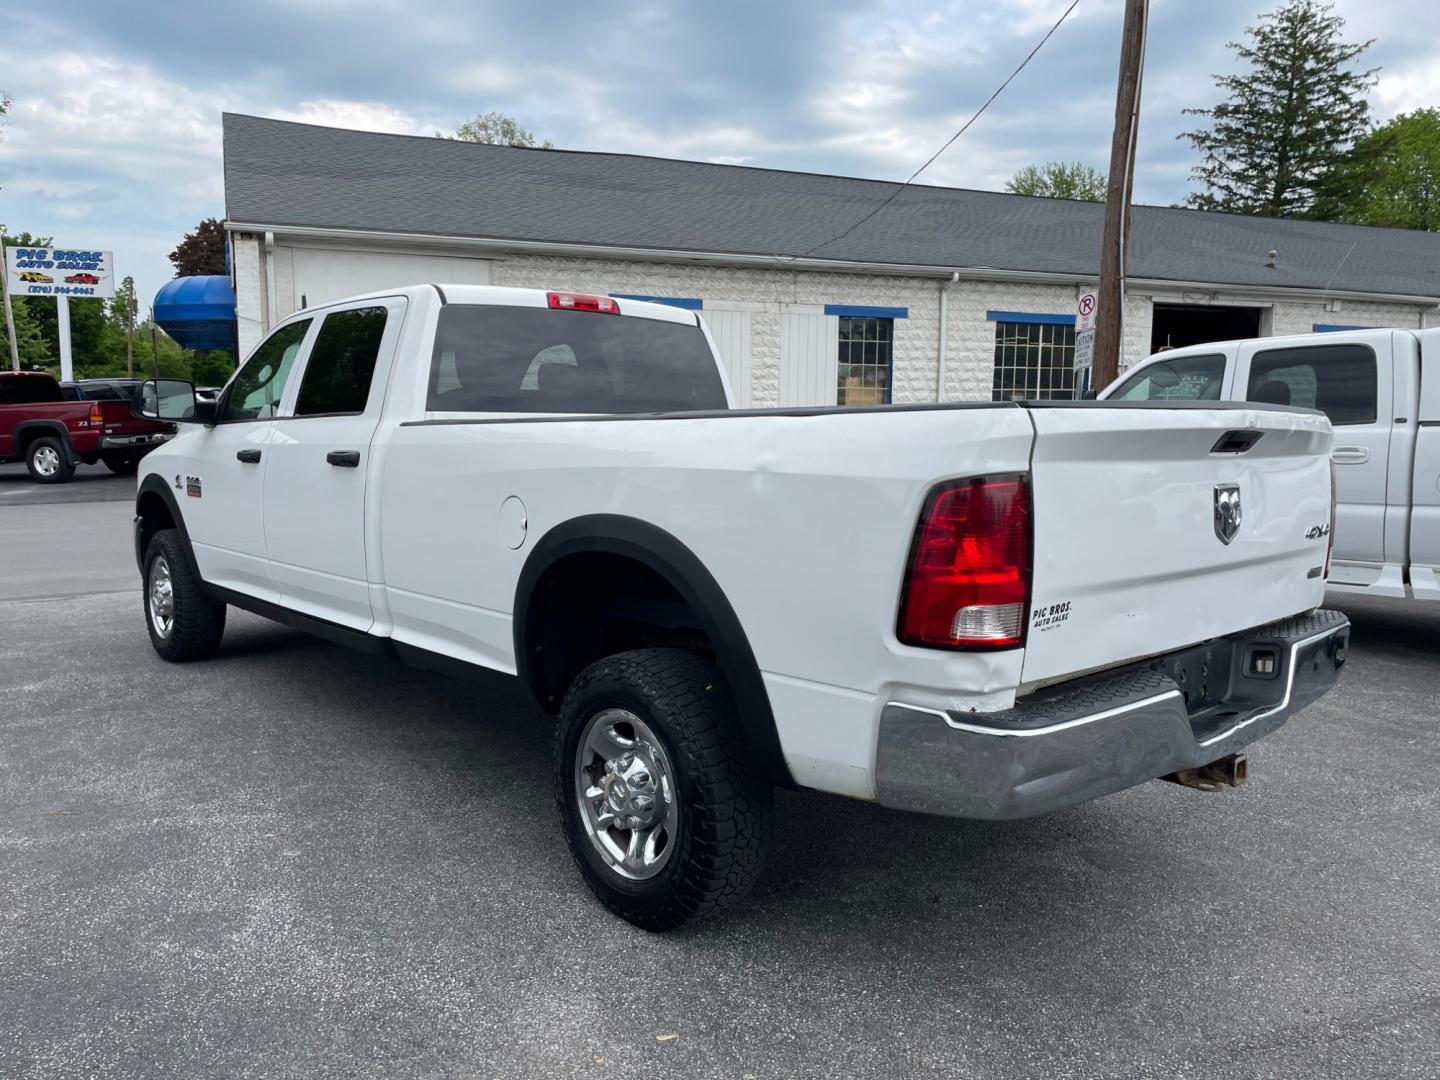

3,246,116,380
1073,289,1098,396
56,297,73,382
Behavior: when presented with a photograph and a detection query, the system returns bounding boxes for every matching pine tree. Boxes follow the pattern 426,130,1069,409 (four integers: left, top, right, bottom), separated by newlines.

1179,0,1377,217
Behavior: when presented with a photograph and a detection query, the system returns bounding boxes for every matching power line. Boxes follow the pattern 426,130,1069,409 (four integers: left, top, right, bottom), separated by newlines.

797,0,1083,260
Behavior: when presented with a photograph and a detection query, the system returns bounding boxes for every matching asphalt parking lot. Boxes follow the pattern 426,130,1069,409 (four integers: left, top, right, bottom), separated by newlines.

2,474,1437,1079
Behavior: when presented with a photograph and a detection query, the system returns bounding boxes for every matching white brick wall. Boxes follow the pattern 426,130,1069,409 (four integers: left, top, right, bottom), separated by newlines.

230,239,1433,391
1270,298,1425,336
232,234,264,358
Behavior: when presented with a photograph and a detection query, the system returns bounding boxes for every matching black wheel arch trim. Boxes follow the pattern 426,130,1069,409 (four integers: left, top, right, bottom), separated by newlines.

134,474,198,576
513,513,794,788
14,420,76,465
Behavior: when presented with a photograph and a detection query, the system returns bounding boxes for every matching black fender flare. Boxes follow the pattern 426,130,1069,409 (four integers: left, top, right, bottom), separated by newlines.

14,420,76,465
514,514,793,787
134,473,197,574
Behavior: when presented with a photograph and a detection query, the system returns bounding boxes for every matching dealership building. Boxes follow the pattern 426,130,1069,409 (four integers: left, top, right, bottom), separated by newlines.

222,113,1440,405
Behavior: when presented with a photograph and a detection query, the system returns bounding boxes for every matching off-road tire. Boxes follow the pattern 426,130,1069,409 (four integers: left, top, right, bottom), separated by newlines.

143,528,226,662
25,437,76,484
102,453,140,475
555,648,773,930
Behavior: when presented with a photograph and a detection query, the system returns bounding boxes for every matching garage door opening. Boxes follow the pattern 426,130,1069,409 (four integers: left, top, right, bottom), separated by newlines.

1151,304,1263,352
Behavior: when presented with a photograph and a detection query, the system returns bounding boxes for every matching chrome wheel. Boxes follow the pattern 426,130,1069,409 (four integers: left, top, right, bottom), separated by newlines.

148,555,175,639
574,708,679,881
32,445,60,477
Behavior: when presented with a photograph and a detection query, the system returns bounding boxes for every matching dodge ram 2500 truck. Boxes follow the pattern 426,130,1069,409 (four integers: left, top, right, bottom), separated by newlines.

1101,328,1440,602
0,370,173,481
131,285,1350,928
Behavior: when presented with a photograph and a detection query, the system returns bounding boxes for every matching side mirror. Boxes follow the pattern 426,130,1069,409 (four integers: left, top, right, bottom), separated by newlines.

1080,389,1098,400
134,378,208,423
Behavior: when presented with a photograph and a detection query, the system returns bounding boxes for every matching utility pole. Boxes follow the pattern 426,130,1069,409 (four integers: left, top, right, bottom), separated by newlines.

126,286,135,378
1092,0,1148,390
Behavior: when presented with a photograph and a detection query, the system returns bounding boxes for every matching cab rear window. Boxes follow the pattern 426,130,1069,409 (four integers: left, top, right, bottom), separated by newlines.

1247,343,1377,425
427,305,727,414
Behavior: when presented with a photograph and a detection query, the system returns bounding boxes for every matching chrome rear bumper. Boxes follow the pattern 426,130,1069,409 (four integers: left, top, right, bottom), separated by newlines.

875,610,1350,820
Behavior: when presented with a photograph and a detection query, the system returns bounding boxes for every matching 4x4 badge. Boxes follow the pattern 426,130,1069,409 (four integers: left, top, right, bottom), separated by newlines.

1214,483,1242,545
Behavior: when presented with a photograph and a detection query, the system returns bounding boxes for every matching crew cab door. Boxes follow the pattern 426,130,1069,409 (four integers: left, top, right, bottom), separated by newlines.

184,317,313,602
263,298,405,631
1234,333,1392,574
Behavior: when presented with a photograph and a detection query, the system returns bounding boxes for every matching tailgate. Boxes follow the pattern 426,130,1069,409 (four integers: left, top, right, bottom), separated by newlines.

1020,404,1333,686
98,400,170,435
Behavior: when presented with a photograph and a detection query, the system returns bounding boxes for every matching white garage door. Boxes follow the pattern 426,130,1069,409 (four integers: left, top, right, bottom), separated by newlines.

704,310,753,407
287,246,491,311
779,312,839,407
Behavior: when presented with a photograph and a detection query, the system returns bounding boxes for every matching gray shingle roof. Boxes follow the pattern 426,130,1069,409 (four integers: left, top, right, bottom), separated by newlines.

223,113,1440,299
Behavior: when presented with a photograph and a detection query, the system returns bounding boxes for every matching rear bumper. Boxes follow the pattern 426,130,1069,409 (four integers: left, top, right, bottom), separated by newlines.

875,609,1350,820
100,432,171,451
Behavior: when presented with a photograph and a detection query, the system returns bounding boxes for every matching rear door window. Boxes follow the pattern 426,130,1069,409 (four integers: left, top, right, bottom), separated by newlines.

294,306,389,416
427,306,727,414
1246,343,1377,425
1110,353,1226,401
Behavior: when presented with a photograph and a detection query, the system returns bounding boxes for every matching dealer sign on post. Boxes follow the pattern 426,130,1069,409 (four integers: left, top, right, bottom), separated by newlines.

1073,290,1098,395
5,247,116,300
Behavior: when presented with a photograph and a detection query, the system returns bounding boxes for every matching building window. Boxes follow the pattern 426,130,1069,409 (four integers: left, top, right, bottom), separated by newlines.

992,321,1076,401
837,316,893,406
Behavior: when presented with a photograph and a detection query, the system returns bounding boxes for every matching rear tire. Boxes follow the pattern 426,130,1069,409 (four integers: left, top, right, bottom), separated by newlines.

102,453,140,475
143,529,226,662
555,648,773,930
25,437,76,484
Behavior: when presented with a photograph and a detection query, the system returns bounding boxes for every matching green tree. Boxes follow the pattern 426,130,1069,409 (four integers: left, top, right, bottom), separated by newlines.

168,217,227,276
4,230,56,369
27,295,110,371
6,297,51,369
108,276,138,338
191,350,235,387
446,111,553,148
1006,161,1107,201
1179,0,1377,217
1316,109,1440,230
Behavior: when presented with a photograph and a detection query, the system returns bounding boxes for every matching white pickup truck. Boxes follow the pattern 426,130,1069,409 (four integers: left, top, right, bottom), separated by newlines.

132,285,1350,928
1102,327,1440,602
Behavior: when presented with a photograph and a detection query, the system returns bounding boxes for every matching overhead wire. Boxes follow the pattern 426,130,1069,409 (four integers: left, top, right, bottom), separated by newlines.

795,0,1083,260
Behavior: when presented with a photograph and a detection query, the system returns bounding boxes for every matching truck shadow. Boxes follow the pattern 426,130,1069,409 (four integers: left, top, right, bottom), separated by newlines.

1325,590,1440,660
190,615,1282,962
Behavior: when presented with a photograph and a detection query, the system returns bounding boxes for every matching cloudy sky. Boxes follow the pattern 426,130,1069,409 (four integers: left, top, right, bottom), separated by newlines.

2,0,1437,312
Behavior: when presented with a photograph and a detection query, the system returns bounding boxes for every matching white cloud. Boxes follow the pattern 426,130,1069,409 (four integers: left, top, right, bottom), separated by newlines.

1374,62,1440,117
269,100,438,136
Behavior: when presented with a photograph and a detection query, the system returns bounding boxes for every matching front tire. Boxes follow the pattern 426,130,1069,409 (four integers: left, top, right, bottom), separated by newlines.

26,437,76,484
143,529,226,661
555,648,773,930
102,453,140,475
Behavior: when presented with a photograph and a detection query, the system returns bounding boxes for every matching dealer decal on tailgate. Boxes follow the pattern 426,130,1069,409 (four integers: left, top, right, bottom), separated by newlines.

1032,600,1072,633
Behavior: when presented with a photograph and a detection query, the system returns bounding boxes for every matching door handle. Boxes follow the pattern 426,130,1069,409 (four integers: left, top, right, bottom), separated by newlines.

236,449,262,464
1331,446,1370,465
326,450,361,468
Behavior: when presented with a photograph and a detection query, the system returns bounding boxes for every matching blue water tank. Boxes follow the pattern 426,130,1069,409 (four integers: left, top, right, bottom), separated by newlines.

153,275,237,352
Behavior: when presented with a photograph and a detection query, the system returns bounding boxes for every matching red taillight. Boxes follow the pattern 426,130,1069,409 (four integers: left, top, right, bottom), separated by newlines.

88,402,104,427
898,475,1032,650
547,291,619,314
1325,460,1337,578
